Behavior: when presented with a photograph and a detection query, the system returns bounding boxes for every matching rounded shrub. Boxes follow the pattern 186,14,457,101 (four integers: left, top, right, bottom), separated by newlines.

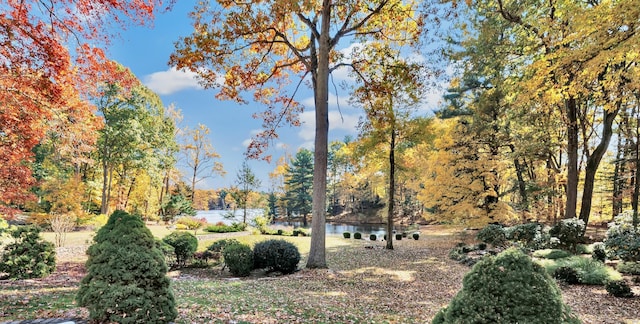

0,225,56,279
433,248,580,324
476,224,507,247
553,266,580,284
223,241,253,277
354,232,362,239
76,210,176,323
412,233,420,240
395,233,403,240
605,212,640,262
605,280,634,298
370,234,377,241
162,231,198,268
549,218,585,253
591,243,606,263
253,239,301,274
343,232,351,239
507,223,544,249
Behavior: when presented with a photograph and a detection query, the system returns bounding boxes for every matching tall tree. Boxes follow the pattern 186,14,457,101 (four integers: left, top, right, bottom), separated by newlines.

171,0,424,268
351,47,428,250
234,160,262,224
0,0,171,216
285,149,314,227
181,123,225,202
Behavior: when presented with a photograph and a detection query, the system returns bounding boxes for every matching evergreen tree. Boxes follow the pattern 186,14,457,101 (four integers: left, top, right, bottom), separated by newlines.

77,210,176,323
285,149,314,226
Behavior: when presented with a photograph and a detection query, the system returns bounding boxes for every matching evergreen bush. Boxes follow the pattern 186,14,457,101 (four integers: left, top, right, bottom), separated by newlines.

343,232,351,239
223,241,253,277
605,211,640,262
354,232,362,239
553,266,580,284
507,223,544,249
76,210,176,323
433,249,580,324
591,243,606,262
253,239,301,274
549,218,585,253
162,231,198,268
395,233,403,240
0,225,56,279
412,233,419,240
370,234,377,241
605,280,634,298
476,224,508,247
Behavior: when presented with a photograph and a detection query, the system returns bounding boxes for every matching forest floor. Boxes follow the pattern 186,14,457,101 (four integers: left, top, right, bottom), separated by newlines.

1,225,639,323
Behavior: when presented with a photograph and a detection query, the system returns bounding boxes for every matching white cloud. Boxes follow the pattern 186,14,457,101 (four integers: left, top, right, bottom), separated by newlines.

143,67,203,95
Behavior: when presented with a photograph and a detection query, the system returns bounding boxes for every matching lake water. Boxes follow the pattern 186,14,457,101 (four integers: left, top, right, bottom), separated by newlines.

196,209,390,235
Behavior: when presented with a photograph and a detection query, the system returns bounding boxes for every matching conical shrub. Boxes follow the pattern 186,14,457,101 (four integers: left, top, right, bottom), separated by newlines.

433,248,581,324
76,210,177,323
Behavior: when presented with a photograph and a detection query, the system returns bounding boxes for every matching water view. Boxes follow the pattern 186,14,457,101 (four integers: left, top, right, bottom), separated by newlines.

196,209,390,235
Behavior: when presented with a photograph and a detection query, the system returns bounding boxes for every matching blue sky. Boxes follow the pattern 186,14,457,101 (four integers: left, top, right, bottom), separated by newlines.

107,4,444,191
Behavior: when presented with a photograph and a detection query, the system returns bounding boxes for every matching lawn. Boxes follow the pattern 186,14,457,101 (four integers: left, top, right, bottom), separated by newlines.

1,226,639,323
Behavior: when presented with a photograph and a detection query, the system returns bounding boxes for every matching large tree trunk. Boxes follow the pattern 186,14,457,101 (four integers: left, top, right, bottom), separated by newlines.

386,123,396,250
579,106,618,226
565,97,579,219
306,1,331,269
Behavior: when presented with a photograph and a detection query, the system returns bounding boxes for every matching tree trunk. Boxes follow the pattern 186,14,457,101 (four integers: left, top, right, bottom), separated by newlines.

565,97,579,219
100,147,110,215
306,1,331,269
510,145,528,211
386,123,396,250
579,106,618,226
612,134,624,219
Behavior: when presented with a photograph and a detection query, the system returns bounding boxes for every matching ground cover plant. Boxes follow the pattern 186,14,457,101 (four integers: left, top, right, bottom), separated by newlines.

0,225,639,323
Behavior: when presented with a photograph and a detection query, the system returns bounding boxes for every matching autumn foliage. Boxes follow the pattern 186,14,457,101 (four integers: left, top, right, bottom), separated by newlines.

0,0,172,216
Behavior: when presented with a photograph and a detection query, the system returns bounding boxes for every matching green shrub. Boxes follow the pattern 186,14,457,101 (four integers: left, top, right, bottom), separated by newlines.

540,256,621,285
553,266,580,284
292,228,309,237
155,238,176,266
616,261,640,275
412,233,419,240
370,234,377,241
223,242,253,277
162,231,198,268
253,239,301,274
354,232,362,239
204,222,247,233
533,249,573,260
0,225,56,279
605,211,640,262
591,243,606,262
395,233,403,240
343,232,351,239
207,239,240,254
76,210,176,323
507,222,543,248
476,224,507,247
549,218,585,253
433,249,580,324
605,280,634,298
